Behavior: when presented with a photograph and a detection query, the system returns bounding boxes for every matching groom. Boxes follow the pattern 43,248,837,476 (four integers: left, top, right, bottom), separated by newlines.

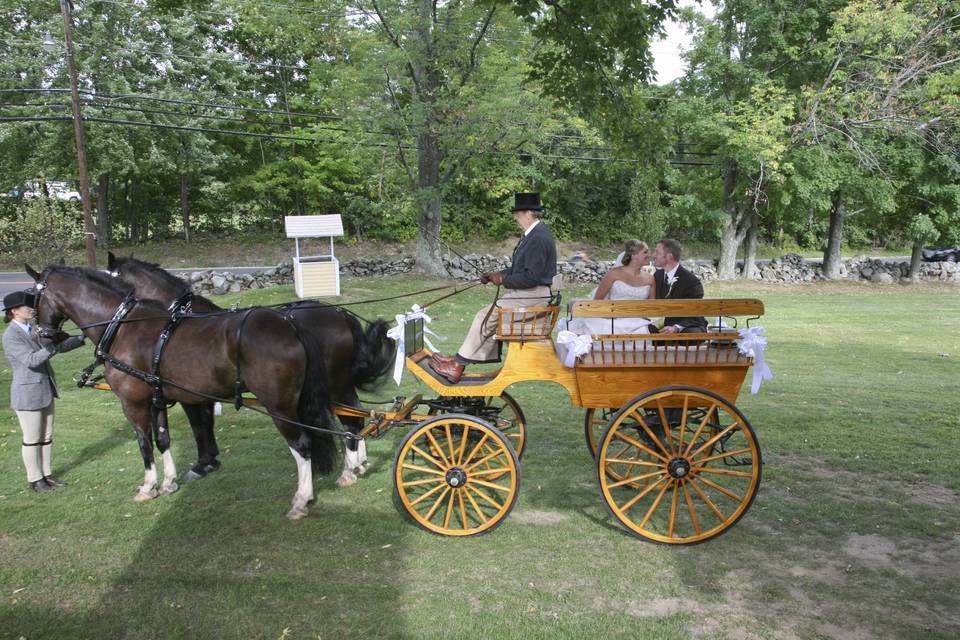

652,238,707,334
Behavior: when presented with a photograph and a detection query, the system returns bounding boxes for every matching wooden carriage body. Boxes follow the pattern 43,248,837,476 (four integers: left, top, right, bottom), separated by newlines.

404,298,764,410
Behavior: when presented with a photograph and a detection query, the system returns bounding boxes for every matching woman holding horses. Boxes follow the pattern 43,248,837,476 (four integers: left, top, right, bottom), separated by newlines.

2,291,85,493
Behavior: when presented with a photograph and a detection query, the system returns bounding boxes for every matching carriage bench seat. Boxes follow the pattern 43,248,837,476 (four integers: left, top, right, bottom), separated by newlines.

569,298,764,369
495,305,561,342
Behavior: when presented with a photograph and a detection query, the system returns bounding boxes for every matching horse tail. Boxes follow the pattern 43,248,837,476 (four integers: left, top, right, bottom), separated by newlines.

347,315,396,391
295,327,338,475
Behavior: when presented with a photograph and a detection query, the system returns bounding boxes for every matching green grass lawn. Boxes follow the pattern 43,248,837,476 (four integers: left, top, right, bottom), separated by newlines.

1,277,957,639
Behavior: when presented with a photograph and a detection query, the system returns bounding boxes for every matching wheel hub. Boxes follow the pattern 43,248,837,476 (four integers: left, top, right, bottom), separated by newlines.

445,467,468,488
667,457,691,479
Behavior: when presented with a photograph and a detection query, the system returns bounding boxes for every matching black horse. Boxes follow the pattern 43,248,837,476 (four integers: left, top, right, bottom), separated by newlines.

28,264,337,519
105,253,395,486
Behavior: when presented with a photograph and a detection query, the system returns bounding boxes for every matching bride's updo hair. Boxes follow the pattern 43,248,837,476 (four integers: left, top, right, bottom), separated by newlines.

620,240,648,266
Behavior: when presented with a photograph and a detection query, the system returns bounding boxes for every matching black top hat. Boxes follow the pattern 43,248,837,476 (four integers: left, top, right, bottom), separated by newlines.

3,290,35,312
512,192,543,212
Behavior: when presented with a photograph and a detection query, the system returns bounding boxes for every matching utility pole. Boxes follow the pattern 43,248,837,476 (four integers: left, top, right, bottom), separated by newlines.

59,0,97,267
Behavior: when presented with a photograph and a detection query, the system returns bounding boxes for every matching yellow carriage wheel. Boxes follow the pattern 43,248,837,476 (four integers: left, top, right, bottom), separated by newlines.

394,414,520,537
487,393,527,459
596,386,761,544
583,407,617,458
427,392,527,459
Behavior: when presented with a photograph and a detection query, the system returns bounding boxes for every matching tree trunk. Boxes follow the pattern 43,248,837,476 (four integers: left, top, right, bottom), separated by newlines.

741,210,759,279
822,189,844,279
180,173,191,243
909,240,923,282
414,131,444,275
96,173,110,248
717,160,748,279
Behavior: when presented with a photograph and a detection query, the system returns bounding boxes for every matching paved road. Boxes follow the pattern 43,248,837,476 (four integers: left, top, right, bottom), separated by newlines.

0,266,266,300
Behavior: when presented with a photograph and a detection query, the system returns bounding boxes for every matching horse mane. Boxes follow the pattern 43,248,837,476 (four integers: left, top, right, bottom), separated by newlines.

47,265,135,296
114,255,191,295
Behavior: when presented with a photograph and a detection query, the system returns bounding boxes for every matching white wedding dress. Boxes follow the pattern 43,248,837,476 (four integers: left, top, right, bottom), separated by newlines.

566,280,652,336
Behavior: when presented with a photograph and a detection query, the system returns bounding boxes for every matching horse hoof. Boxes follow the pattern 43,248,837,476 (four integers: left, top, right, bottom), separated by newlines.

184,469,205,482
134,489,158,502
336,471,357,487
355,464,368,477
159,481,179,496
204,460,221,472
287,506,308,520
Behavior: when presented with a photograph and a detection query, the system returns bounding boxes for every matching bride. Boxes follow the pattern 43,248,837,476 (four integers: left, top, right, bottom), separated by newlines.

567,239,656,336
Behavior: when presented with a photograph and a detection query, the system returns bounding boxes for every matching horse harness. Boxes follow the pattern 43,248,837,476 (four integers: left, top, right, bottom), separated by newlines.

77,290,253,418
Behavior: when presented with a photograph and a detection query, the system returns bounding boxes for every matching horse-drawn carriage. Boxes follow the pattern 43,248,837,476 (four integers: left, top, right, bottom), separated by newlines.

29,260,766,544
339,295,766,544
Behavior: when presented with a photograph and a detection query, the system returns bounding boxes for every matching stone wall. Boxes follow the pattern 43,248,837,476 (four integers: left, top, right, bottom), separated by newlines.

184,253,959,295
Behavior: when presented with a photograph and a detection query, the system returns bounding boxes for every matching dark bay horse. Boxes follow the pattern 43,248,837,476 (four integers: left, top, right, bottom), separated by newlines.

105,253,395,487
28,264,336,519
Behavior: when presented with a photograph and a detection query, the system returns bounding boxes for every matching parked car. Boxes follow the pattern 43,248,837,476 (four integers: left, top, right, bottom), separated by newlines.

7,180,81,201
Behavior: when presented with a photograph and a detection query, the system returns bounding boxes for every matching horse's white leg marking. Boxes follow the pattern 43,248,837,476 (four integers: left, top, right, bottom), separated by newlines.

336,444,361,487
357,439,369,474
159,449,179,496
286,447,313,520
135,462,159,502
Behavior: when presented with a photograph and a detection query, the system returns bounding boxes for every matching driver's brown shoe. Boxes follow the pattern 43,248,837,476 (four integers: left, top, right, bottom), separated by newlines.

430,359,464,383
430,353,457,366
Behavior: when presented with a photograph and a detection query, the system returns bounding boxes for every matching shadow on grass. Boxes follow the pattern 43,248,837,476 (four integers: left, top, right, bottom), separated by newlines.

53,431,128,477
17,450,411,639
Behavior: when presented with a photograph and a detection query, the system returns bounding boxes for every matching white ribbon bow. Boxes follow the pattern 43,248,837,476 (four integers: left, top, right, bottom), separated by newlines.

556,330,594,368
386,304,447,385
737,326,773,394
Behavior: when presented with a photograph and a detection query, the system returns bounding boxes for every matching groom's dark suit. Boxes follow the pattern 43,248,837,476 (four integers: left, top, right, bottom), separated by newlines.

653,264,707,332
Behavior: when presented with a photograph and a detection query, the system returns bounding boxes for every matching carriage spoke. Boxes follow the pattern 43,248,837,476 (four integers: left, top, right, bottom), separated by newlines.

470,467,514,478
667,478,680,538
442,488,456,529
457,490,469,530
655,400,676,455
605,457,662,468
683,403,716,458
689,477,726,521
677,394,690,453
421,485,452,517
409,481,448,506
410,445,447,471
425,431,451,467
696,466,753,479
638,479,672,529
630,410,672,459
618,476,667,513
612,429,669,464
444,424,456,465
607,469,664,489
463,485,489,524
456,425,470,466
466,484,503,511
689,422,740,460
681,480,702,536
693,446,753,466
469,478,512,492
401,477,445,489
695,474,745,503
466,446,509,473
402,463,447,476
462,433,491,469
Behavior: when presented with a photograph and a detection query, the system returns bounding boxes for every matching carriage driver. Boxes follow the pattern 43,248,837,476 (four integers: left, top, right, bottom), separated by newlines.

2,290,85,493
430,192,557,384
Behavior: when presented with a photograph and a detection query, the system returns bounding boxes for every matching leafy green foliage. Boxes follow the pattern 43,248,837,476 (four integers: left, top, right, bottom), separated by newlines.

0,198,83,266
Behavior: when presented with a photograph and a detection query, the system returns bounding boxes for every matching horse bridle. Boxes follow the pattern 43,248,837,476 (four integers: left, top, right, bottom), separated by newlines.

30,271,60,340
